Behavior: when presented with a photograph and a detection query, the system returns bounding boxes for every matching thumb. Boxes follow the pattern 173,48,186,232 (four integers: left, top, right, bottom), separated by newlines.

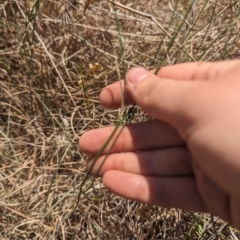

126,67,205,138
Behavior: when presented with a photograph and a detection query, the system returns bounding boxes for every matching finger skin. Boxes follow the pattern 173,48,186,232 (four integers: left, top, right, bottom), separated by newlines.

87,147,192,176
103,170,240,227
156,60,240,80
79,60,240,229
230,198,240,228
79,120,184,155
193,163,230,223
126,72,206,136
188,121,240,201
99,60,240,109
103,170,206,212
126,64,240,199
125,61,240,137
99,80,133,109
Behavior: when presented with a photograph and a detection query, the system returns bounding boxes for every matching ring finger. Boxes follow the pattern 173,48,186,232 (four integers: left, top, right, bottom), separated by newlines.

87,146,192,177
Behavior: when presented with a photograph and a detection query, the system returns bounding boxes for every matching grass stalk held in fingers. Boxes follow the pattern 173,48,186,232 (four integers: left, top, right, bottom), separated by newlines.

74,0,129,208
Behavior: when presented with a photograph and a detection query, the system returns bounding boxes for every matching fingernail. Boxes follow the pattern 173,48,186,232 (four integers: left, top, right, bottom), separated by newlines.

127,67,150,83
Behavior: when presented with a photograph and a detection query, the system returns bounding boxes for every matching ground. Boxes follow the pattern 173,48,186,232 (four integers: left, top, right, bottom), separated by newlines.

0,0,240,239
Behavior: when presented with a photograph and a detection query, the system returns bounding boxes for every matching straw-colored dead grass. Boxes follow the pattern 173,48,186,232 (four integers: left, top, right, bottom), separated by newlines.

1,0,240,239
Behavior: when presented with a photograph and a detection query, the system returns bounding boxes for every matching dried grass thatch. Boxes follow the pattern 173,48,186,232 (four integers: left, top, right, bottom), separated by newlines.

1,0,240,239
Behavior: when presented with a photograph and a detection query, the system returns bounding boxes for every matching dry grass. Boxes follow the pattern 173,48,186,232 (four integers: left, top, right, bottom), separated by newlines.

1,0,240,239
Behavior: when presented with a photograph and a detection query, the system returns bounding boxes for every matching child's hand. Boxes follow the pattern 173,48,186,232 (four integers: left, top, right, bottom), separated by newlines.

79,60,240,229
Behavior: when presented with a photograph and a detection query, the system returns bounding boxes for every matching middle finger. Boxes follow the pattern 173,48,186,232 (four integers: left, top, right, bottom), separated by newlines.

79,120,184,154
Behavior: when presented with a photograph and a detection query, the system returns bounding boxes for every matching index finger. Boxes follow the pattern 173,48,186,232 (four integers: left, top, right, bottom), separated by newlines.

100,60,240,109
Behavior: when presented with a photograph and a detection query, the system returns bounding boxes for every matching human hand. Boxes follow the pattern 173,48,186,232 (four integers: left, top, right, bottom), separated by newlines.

79,60,240,228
